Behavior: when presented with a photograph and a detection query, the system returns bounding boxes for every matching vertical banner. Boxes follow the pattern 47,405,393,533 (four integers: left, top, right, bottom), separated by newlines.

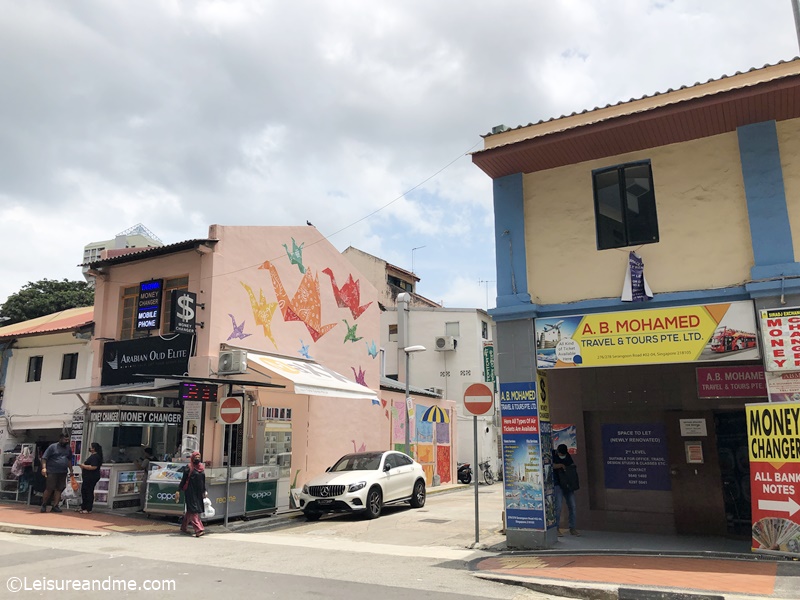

746,402,800,557
621,251,653,302
760,308,800,371
500,381,547,531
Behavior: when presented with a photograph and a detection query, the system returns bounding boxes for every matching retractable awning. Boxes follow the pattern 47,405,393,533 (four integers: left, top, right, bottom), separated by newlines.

246,352,379,401
2,414,75,430
52,379,183,396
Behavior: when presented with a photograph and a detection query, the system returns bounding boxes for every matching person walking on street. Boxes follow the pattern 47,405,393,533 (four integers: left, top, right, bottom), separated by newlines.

77,443,103,514
176,451,207,537
552,443,580,536
40,434,75,513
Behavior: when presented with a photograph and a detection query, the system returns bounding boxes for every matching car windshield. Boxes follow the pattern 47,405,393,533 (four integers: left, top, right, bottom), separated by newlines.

330,453,383,472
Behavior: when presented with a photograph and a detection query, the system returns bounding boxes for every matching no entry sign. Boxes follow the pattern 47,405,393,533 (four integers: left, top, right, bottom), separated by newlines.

463,382,495,416
220,397,243,425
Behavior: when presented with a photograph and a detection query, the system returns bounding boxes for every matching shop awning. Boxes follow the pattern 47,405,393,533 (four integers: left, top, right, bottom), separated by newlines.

246,352,379,401
2,414,75,430
52,379,182,396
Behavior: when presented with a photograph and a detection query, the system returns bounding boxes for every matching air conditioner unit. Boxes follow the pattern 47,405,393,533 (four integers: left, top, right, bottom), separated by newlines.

434,336,456,352
427,387,445,396
218,349,248,374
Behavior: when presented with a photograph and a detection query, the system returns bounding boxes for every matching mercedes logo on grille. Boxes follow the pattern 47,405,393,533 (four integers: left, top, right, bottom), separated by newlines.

320,486,330,497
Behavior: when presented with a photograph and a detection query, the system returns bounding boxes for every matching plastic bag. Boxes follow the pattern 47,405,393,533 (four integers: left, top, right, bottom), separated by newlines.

61,483,79,500
202,497,215,519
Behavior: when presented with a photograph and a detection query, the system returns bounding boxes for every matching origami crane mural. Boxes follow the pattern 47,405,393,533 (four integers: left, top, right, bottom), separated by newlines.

282,237,306,274
342,319,362,343
298,339,312,359
322,268,372,320
259,260,337,342
226,313,252,341
241,282,279,349
351,365,367,386
366,340,377,359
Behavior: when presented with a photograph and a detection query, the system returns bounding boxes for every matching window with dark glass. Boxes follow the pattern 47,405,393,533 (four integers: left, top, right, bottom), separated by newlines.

119,275,189,340
61,352,79,380
26,356,43,382
593,161,659,250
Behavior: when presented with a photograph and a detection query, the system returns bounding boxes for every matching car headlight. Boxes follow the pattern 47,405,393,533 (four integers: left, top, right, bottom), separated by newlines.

348,481,366,492
302,484,308,494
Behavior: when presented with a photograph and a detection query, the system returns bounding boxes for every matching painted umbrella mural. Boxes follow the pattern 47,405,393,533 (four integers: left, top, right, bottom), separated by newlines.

420,405,450,423
420,405,449,484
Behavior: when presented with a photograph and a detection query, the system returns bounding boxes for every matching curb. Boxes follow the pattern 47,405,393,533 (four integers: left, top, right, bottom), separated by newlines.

474,573,737,600
0,522,108,537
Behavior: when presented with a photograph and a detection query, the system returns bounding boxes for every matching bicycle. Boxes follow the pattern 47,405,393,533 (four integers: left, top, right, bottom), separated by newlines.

478,460,495,485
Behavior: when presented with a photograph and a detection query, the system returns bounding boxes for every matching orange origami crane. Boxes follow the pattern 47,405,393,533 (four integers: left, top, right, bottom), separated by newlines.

260,260,337,342
322,268,373,320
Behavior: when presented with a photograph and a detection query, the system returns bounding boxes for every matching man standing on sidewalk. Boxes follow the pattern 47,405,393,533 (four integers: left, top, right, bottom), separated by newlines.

552,443,580,537
40,434,75,513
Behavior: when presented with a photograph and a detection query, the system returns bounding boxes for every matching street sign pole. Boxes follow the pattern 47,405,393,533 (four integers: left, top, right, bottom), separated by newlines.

224,423,232,527
462,381,495,548
473,414,479,545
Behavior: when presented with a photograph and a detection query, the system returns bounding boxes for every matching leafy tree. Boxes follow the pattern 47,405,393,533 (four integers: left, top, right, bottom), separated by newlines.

0,279,94,324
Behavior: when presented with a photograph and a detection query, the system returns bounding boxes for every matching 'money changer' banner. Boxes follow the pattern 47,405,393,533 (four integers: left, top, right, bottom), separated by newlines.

535,301,759,369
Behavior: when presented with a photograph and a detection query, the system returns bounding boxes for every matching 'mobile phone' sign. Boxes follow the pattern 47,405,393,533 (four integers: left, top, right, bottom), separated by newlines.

137,279,164,330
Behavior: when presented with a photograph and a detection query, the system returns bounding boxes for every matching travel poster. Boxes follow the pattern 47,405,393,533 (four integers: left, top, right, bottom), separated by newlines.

500,381,545,530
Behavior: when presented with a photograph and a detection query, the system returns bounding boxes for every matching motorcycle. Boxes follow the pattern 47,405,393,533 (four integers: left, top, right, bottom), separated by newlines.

457,462,472,484
478,460,495,485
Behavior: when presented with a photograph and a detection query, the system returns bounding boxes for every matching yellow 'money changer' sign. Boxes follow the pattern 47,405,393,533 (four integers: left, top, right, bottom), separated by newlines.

534,302,757,369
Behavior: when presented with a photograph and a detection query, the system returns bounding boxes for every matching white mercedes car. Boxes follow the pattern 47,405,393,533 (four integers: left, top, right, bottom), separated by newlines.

297,450,426,520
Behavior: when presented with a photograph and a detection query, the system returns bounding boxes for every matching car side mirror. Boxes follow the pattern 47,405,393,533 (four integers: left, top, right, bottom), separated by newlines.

383,464,391,472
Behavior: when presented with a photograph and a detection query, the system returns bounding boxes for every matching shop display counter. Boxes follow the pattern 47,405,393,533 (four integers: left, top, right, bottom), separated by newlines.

144,462,280,520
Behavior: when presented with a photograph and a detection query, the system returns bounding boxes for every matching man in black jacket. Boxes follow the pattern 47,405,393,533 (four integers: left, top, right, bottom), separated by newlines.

552,443,579,536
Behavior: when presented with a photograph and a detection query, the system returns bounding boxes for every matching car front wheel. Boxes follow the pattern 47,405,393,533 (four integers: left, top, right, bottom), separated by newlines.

410,479,426,508
304,510,321,522
364,487,382,519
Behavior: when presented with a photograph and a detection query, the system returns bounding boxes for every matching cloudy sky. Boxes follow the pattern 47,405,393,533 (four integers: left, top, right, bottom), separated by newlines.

0,1,797,310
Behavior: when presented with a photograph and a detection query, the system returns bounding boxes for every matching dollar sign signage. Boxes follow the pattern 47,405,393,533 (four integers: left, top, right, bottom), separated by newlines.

170,290,197,334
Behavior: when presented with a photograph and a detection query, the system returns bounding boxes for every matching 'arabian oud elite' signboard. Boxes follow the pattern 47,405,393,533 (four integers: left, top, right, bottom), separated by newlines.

746,402,800,557
535,301,759,369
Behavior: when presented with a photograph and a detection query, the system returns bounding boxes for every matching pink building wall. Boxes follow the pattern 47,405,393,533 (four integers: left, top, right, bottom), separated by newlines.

90,224,385,483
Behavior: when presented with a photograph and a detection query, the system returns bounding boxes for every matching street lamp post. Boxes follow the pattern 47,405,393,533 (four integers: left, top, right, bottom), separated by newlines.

403,345,426,456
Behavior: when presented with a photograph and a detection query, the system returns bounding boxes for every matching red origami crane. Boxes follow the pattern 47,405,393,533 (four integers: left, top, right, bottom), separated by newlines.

322,268,373,320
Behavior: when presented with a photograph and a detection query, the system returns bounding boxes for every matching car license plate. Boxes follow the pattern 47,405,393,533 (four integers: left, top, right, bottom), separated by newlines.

318,499,333,505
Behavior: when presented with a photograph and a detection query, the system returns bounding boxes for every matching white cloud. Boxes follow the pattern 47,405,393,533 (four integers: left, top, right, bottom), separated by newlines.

0,0,796,313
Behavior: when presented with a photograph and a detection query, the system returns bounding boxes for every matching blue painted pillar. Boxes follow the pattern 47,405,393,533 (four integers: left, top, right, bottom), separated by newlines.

737,121,799,280
493,173,531,309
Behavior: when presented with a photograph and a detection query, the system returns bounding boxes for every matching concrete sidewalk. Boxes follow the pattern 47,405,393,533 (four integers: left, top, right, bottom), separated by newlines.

471,551,800,600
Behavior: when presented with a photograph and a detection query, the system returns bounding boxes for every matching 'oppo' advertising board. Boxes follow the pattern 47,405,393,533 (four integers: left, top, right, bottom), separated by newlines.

535,301,758,369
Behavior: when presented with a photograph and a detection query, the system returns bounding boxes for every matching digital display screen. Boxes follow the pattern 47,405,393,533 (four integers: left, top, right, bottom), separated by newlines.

178,382,218,402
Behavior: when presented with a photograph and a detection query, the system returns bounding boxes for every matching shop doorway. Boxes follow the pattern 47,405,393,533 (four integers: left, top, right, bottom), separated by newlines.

665,410,728,536
715,410,751,538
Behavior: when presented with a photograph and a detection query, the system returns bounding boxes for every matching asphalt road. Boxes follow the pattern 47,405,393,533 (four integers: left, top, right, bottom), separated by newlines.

0,485,564,600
